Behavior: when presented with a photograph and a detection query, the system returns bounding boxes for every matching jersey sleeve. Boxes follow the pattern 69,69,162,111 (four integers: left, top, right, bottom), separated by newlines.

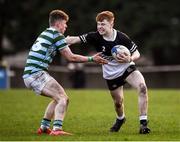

54,32,68,51
79,32,98,46
120,32,137,54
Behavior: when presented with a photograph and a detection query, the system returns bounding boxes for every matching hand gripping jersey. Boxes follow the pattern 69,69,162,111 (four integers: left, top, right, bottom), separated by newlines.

23,27,68,78
79,29,137,80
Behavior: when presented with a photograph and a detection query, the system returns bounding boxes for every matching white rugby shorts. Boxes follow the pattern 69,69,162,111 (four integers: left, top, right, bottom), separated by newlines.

23,71,53,95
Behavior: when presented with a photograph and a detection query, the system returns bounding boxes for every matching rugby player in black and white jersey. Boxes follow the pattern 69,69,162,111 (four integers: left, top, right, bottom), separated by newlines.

66,11,150,134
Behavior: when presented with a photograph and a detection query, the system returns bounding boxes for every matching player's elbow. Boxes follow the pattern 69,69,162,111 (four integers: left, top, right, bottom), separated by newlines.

137,51,140,59
134,50,140,59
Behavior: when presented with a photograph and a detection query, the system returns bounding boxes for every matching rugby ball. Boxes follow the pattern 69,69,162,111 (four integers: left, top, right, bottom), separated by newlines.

111,45,130,61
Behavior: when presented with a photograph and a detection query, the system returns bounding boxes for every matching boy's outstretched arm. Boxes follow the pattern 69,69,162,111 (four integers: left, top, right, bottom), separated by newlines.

65,36,81,45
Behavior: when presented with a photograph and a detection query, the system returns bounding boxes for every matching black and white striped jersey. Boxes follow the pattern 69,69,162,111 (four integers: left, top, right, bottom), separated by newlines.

79,29,138,80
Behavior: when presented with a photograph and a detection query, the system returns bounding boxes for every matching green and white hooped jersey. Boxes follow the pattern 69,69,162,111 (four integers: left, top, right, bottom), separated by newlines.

23,27,67,78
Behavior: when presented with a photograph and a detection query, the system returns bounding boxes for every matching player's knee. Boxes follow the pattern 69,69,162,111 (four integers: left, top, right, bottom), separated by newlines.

139,83,147,95
55,95,69,105
114,99,123,109
61,97,69,106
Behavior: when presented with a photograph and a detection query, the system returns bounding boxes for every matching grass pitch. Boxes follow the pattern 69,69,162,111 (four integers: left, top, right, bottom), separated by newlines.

0,89,180,141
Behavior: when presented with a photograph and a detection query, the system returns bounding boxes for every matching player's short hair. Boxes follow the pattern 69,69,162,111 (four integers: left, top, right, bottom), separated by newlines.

96,11,114,23
49,10,69,26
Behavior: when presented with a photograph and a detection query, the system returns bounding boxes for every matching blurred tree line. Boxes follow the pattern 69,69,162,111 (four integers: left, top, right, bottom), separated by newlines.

0,0,180,65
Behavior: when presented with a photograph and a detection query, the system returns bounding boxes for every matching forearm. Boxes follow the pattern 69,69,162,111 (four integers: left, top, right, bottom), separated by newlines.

69,54,93,63
60,47,107,65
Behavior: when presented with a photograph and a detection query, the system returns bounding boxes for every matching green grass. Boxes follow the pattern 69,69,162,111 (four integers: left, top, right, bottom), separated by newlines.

0,89,180,141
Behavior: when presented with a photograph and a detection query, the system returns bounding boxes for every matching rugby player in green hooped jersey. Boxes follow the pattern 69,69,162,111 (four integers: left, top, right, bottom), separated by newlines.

23,9,108,136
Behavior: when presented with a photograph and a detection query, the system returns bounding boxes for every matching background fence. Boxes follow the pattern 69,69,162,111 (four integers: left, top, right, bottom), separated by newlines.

6,65,180,89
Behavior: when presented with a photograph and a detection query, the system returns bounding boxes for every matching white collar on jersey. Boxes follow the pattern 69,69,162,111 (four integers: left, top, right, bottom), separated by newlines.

103,29,117,41
49,27,58,32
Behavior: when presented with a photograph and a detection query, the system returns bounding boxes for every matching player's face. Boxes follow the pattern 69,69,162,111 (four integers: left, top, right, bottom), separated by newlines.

56,20,67,34
97,19,113,36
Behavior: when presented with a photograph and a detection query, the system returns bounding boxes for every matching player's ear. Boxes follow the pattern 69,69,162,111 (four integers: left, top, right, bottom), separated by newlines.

110,21,114,27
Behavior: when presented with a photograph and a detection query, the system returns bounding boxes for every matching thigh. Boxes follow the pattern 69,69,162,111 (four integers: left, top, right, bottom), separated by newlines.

125,70,146,89
41,77,67,100
110,86,124,101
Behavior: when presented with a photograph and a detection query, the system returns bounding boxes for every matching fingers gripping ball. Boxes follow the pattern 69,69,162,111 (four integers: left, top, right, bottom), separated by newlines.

111,45,130,61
